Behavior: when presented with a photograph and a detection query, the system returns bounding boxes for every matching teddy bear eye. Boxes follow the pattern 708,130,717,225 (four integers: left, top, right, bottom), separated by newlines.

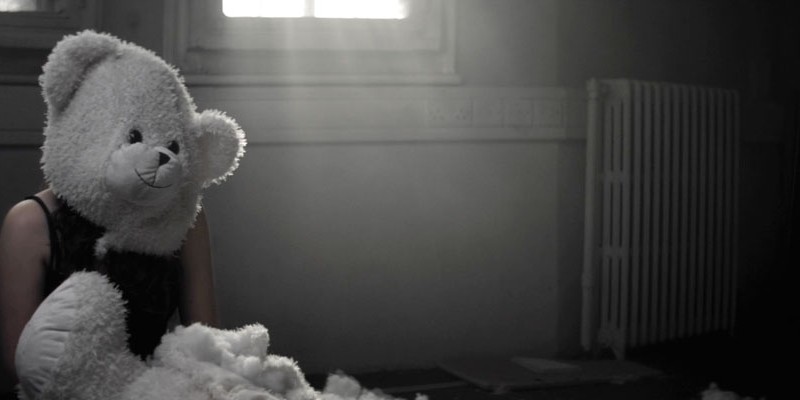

128,129,143,144
168,141,180,155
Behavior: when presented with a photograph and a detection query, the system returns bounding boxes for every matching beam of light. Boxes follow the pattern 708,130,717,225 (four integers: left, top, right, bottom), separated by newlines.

222,0,409,19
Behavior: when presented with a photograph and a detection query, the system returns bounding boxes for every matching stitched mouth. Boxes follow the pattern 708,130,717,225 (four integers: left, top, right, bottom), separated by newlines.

135,169,172,189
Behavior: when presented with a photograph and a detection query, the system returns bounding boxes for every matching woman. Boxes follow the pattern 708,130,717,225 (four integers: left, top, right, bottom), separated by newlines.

0,187,219,396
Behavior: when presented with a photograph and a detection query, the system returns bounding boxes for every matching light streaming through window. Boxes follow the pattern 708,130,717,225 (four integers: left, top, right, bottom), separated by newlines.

223,0,409,19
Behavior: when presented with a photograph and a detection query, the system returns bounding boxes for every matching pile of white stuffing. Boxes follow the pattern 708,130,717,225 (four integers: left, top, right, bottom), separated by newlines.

16,272,428,400
700,382,765,400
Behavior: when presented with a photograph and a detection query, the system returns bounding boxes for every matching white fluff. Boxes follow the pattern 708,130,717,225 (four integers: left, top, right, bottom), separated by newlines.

16,272,427,400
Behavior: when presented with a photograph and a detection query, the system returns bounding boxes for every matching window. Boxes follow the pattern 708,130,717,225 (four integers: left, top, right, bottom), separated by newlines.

163,0,458,85
0,0,99,50
0,0,99,82
222,0,410,19
0,0,56,13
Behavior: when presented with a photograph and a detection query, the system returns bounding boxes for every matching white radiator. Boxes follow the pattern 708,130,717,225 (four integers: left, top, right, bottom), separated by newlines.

581,79,740,358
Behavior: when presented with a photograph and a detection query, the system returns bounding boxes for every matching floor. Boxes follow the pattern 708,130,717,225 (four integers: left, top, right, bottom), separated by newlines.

311,369,706,400
0,333,781,400
308,333,785,400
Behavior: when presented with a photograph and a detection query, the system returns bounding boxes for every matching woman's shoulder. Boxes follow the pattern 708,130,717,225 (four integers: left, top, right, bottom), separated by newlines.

31,188,60,214
0,189,55,248
0,191,53,277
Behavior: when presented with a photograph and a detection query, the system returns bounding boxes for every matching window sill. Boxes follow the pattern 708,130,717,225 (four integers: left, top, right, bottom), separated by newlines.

183,73,462,87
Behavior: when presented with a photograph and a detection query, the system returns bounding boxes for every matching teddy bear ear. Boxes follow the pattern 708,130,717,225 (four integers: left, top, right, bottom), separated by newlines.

40,30,120,114
197,110,247,188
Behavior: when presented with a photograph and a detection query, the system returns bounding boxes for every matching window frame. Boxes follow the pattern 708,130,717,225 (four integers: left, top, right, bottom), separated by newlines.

0,0,101,49
163,0,459,85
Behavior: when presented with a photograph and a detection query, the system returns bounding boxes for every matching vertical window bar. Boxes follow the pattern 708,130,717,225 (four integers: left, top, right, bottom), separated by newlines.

305,0,314,17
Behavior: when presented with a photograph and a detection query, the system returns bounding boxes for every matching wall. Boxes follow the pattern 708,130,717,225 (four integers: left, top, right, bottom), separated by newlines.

557,0,751,89
188,84,584,371
1,0,795,375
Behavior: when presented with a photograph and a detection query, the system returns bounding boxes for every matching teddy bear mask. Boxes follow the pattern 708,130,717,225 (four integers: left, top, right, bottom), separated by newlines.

39,30,245,256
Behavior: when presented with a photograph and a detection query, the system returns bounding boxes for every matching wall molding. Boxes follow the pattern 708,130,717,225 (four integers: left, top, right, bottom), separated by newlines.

1,84,787,146
2,85,589,146
190,86,588,144
0,85,586,146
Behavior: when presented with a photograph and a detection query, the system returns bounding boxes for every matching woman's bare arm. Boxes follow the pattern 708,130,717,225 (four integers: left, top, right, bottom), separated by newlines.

178,208,219,327
0,199,50,390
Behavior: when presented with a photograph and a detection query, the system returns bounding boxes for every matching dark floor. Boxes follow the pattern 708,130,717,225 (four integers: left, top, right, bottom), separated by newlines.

0,332,780,400
308,333,786,400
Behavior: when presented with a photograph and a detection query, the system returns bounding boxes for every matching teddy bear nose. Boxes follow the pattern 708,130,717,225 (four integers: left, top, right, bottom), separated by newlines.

158,152,170,166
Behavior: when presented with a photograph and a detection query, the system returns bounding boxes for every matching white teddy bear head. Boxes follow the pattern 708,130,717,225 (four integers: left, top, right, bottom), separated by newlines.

39,30,245,255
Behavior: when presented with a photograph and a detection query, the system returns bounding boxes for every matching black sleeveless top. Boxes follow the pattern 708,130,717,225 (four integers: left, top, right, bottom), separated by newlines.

27,196,182,359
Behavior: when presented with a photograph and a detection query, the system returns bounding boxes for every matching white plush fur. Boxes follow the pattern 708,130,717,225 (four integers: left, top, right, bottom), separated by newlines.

17,273,427,400
39,30,246,256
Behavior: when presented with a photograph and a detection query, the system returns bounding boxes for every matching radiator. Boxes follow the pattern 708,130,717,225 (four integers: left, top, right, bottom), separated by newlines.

581,79,740,358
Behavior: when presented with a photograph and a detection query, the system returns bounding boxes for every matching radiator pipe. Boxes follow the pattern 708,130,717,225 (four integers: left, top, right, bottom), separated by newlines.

581,79,603,352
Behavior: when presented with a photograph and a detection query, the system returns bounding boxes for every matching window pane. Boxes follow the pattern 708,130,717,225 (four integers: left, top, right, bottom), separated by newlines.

223,0,305,18
222,0,409,19
0,0,54,12
314,0,408,19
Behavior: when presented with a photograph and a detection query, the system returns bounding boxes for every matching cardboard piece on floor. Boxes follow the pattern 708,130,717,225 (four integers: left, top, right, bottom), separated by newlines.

511,357,582,373
438,357,662,392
